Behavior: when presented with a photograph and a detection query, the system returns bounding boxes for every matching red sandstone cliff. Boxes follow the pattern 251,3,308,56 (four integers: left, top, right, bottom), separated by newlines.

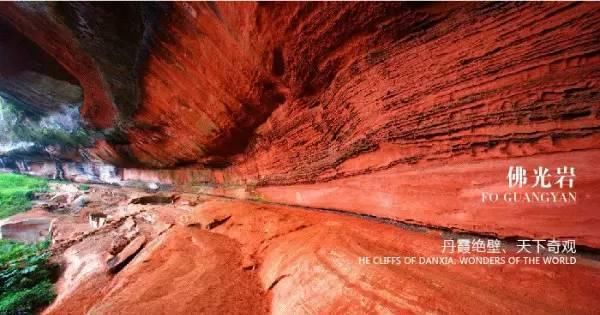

1,3,599,246
1,3,600,314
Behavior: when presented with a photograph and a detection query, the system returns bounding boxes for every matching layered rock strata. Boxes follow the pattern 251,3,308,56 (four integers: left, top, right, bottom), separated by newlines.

0,3,599,247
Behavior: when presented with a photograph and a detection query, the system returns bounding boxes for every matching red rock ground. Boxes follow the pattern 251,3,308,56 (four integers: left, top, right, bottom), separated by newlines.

31,187,600,315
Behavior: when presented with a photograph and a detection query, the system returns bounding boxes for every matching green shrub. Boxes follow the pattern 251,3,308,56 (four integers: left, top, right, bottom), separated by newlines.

0,239,56,314
78,184,89,191
0,173,48,219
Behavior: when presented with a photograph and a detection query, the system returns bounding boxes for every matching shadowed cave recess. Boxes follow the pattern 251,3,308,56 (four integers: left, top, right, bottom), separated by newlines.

0,2,599,314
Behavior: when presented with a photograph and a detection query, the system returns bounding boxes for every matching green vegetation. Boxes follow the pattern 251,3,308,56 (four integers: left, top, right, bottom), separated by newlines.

0,173,56,313
0,173,48,219
78,184,90,191
0,239,57,314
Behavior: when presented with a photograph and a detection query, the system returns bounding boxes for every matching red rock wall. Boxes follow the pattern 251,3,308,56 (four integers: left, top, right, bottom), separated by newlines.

2,3,600,246
121,3,600,246
123,149,600,248
0,3,117,128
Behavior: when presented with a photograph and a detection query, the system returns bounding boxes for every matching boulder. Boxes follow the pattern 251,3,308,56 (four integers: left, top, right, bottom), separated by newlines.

50,193,70,204
0,217,52,243
107,235,146,273
71,195,90,210
146,182,159,192
129,194,176,205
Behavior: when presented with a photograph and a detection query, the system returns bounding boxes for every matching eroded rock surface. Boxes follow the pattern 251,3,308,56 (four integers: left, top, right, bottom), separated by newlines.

1,3,598,169
0,3,599,313
2,2,598,247
0,180,594,314
33,192,600,315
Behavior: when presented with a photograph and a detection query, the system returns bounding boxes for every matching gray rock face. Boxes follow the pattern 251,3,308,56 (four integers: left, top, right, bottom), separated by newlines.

71,194,90,210
0,19,82,116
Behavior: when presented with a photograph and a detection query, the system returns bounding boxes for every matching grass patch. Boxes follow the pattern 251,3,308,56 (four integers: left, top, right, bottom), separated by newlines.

0,239,57,314
78,184,89,191
0,173,48,219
